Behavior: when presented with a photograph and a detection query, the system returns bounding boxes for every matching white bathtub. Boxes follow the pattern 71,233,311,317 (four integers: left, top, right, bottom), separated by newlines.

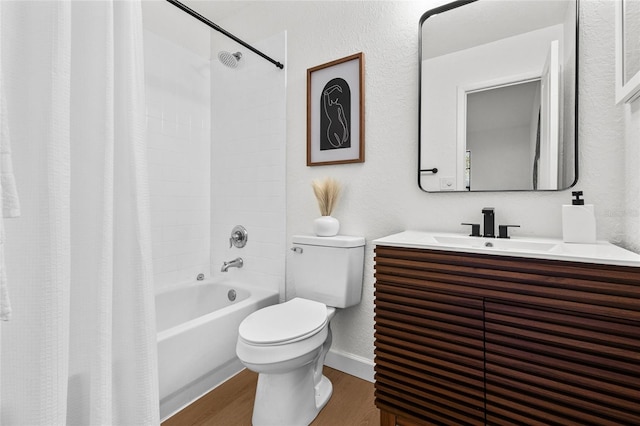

157,278,279,420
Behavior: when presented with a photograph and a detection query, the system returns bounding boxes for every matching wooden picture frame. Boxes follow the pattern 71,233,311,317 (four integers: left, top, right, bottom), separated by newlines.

615,0,640,104
307,53,364,166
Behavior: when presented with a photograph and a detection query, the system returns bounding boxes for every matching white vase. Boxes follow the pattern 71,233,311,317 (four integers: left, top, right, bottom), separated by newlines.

313,216,340,237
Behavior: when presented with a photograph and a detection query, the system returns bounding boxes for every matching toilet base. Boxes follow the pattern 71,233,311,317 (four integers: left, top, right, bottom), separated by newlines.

315,374,333,412
252,366,333,426
240,307,337,425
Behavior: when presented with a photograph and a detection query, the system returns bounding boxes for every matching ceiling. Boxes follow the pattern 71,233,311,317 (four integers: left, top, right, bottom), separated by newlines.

141,0,252,58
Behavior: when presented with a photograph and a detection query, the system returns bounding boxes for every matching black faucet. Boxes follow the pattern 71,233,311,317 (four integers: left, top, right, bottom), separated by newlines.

482,207,495,238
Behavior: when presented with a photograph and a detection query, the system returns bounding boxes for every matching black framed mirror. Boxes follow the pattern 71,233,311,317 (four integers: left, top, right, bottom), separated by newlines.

419,0,578,192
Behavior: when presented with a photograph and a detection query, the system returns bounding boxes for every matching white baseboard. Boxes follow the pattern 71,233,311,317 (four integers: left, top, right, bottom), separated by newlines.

325,349,374,383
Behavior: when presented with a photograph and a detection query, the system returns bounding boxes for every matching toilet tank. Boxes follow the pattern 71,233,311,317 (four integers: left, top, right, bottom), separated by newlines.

291,235,365,308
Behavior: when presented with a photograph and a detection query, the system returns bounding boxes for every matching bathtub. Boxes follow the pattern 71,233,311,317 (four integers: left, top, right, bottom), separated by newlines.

156,278,279,420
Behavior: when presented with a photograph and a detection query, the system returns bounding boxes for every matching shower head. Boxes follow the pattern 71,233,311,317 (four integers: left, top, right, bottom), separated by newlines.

218,51,242,69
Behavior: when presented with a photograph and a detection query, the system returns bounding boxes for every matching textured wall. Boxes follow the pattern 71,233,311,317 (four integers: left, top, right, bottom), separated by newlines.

199,0,639,362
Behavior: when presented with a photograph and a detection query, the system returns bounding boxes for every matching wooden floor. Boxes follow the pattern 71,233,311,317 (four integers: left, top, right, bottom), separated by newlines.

162,367,379,426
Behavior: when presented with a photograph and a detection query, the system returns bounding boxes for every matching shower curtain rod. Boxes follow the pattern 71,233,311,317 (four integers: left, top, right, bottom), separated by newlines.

165,0,284,70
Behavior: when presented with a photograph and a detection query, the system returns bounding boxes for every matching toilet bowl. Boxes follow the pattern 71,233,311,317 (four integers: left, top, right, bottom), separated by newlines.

237,298,336,426
236,235,365,426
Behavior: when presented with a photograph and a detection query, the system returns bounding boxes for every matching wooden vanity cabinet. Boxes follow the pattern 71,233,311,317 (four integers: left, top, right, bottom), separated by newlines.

373,245,640,426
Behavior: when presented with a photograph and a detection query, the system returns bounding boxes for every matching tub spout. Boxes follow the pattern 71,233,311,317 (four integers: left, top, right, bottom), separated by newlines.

221,257,243,272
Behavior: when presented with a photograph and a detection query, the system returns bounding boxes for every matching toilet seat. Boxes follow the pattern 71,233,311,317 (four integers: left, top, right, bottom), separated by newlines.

239,298,328,346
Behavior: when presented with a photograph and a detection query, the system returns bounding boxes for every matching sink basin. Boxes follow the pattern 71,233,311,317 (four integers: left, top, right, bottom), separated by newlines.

373,231,640,266
432,235,557,252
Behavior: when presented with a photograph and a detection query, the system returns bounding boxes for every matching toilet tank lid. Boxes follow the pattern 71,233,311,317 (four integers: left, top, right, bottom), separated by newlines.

292,235,365,247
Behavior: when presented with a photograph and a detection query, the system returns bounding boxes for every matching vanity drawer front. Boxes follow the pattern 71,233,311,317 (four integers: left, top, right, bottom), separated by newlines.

374,245,640,321
484,300,640,426
374,276,484,424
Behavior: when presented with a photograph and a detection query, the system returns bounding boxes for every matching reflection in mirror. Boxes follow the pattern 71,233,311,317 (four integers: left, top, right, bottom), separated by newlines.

623,0,640,85
419,0,578,192
466,80,542,191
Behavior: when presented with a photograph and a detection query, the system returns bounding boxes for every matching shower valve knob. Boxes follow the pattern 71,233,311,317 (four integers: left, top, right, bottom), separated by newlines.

229,225,248,248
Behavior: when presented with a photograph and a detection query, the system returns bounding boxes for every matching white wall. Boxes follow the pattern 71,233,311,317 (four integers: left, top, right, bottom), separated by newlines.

210,0,640,366
143,29,212,291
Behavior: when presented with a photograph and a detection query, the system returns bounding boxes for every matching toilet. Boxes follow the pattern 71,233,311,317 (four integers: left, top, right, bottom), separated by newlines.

236,235,365,426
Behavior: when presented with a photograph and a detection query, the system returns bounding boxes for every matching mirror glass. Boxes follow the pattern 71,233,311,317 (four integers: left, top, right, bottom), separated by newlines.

419,0,578,192
623,0,640,85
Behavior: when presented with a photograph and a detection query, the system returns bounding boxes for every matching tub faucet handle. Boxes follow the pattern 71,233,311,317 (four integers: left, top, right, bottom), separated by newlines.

229,225,248,248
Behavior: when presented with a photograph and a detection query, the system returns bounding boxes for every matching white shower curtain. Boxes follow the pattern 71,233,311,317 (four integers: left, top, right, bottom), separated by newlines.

0,1,159,425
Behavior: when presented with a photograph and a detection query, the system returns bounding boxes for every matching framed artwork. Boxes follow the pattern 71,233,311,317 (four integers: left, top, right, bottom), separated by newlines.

615,0,640,104
307,53,364,166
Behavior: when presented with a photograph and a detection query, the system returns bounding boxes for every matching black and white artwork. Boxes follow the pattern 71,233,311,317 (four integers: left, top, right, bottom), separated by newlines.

307,53,364,166
320,78,351,151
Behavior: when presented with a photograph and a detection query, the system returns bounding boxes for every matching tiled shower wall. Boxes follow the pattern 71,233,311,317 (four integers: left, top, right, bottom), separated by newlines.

144,30,211,291
210,32,286,298
142,26,285,295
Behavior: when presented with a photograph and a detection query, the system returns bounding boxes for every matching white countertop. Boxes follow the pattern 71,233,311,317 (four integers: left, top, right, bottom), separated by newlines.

373,230,640,267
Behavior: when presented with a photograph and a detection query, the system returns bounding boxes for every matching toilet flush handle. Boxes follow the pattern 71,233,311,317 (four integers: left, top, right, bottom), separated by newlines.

290,246,303,254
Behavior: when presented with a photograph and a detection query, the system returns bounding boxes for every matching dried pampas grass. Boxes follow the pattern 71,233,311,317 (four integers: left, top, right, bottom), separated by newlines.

312,177,342,217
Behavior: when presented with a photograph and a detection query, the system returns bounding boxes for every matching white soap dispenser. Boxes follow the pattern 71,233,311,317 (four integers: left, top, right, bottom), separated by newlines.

562,191,596,243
